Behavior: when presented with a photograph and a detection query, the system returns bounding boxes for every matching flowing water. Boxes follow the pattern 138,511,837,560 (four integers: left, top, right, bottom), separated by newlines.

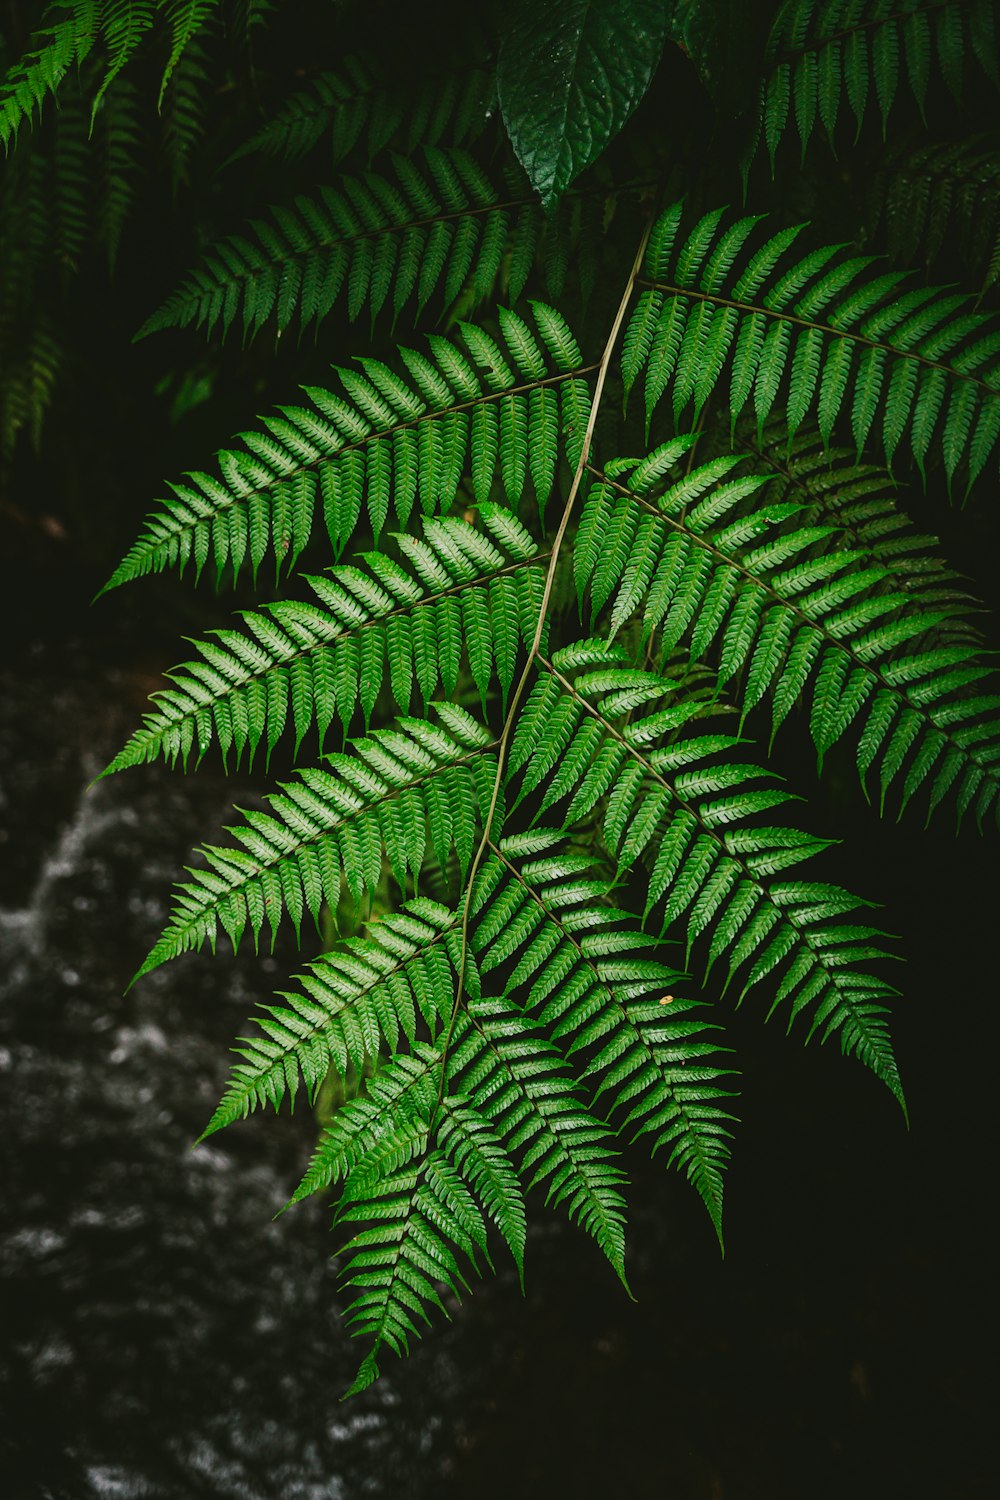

0,645,496,1498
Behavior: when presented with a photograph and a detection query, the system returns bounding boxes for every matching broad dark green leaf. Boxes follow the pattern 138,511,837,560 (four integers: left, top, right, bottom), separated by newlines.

498,0,668,210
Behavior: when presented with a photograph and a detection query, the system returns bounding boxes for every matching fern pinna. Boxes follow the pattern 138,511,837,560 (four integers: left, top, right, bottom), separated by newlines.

6,0,988,1394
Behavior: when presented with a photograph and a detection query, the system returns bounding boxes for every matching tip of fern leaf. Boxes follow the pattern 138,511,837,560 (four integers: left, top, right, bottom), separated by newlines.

95,733,152,781
125,941,173,993
133,309,171,343
193,1106,232,1147
614,1258,636,1302
279,1177,316,1214
341,1349,381,1400
92,571,125,602
710,1208,725,1258
878,1060,909,1125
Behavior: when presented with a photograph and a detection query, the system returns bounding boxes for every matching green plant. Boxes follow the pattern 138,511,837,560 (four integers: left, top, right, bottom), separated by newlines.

5,0,998,1396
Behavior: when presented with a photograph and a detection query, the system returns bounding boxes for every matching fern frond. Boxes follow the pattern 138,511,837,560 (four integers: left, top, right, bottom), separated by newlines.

287,976,627,1356
132,702,498,981
626,202,1000,493
91,0,158,113
510,643,904,1108
577,438,1000,825
96,76,141,268
159,0,215,103
230,54,495,167
0,316,64,454
139,148,521,341
201,896,462,1137
103,504,545,773
335,1136,488,1397
102,302,589,590
305,989,627,1394
0,139,50,451
55,0,1000,1402
320,984,629,1392
0,0,217,152
472,829,734,1241
740,419,975,619
290,1043,443,1205
159,28,211,190
434,1096,528,1279
50,89,90,270
289,987,627,1283
213,818,732,1244
0,58,143,449
445,995,630,1284
0,2,100,149
759,0,999,166
869,134,1000,297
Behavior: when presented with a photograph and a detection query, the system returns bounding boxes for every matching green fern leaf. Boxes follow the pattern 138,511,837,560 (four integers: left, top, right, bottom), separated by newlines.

103,505,544,772
101,303,589,591
201,897,459,1138
627,202,1000,493
230,53,495,167
447,995,630,1284
474,830,734,1242
870,134,1000,297
336,1136,486,1393
512,643,904,1109
758,1,999,167
577,436,1000,825
159,29,211,190
132,704,498,982
1,3,99,149
290,1044,443,1206
139,149,528,342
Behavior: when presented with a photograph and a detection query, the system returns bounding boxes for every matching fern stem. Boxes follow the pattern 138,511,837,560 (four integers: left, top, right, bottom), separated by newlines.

431,216,656,1122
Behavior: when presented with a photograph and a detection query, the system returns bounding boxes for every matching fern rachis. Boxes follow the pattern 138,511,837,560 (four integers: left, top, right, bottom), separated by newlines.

8,0,993,1397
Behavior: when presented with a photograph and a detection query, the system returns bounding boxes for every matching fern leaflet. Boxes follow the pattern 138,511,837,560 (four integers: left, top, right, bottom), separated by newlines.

139,148,524,341
132,704,498,981
624,201,1000,493
869,133,1000,296
102,301,590,591
103,505,545,773
576,436,1000,824
511,643,904,1108
229,53,496,167
758,0,999,166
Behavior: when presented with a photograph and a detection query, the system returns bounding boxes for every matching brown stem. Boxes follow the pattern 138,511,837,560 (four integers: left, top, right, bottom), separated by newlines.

430,214,655,1122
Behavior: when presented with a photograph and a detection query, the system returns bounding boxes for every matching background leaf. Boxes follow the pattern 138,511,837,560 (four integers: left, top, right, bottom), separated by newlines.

666,0,767,117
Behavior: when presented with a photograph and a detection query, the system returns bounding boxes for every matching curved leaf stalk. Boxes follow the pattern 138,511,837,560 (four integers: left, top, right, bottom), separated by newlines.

431,212,656,1121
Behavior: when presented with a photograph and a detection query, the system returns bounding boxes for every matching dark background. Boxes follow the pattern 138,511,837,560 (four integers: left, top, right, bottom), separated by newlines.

1,4,997,1496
